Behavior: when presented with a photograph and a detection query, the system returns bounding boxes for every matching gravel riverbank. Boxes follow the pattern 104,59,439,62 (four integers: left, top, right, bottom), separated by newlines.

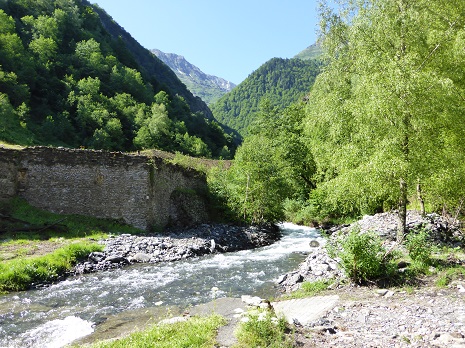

72,223,280,274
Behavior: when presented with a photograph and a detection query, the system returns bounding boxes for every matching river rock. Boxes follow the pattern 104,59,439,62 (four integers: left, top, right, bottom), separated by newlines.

130,253,151,263
105,255,129,264
309,240,320,248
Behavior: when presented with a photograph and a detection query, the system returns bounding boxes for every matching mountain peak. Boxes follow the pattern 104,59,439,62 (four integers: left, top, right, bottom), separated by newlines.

151,49,236,105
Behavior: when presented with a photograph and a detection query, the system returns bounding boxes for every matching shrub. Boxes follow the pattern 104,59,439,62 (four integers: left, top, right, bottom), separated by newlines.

235,309,293,348
405,229,432,266
327,227,397,284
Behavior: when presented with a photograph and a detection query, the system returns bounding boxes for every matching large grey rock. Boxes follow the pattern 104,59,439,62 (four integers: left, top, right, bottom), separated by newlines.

272,295,339,326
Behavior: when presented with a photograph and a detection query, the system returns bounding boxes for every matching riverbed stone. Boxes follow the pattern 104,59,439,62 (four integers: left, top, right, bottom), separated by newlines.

130,253,151,263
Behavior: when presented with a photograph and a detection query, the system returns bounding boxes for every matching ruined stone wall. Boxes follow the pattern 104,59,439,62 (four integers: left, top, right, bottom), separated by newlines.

0,146,209,230
0,147,20,201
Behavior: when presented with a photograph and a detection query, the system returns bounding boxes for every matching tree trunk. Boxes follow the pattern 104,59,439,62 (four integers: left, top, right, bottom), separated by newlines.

397,178,407,243
417,179,425,216
243,173,250,221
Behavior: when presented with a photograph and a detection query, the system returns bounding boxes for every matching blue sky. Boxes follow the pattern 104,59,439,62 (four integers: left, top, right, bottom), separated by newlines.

92,1,321,84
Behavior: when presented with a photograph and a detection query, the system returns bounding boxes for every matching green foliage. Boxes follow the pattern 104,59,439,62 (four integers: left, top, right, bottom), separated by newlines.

327,228,398,284
0,242,102,293
211,57,321,136
405,230,433,267
235,309,293,348
88,314,226,348
435,266,465,288
0,0,235,159
209,101,317,224
283,279,333,300
303,0,465,222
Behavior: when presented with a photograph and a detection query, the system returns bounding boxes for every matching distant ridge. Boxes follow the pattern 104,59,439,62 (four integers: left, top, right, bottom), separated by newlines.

210,57,322,136
152,49,236,105
294,43,323,61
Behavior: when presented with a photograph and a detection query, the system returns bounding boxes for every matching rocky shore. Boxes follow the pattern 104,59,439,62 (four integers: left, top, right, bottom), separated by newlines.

72,223,280,274
278,210,463,292
275,211,465,347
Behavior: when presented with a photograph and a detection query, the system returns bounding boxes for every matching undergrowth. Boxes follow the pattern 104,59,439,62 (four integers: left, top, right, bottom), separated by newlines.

1,197,143,241
282,279,333,300
234,309,293,348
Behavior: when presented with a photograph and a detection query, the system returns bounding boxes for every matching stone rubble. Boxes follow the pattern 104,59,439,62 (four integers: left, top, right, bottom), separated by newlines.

297,286,465,348
278,210,463,292
275,210,465,347
72,223,280,274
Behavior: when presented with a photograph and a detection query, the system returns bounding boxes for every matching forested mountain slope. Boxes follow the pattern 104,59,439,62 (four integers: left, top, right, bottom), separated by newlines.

0,0,235,158
210,57,321,136
151,49,235,106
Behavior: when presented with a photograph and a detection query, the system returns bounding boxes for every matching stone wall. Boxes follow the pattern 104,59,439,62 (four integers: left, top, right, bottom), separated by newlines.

0,146,209,230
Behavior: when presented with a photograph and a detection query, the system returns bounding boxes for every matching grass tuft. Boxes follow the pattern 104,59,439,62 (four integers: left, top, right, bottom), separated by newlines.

87,314,226,348
282,279,333,300
234,309,293,348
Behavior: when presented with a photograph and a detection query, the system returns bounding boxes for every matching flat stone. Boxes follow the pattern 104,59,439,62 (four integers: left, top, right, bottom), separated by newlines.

376,289,389,296
272,295,339,326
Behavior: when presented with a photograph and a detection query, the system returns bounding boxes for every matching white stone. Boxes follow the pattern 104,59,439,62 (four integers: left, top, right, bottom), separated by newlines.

158,316,188,325
241,295,263,307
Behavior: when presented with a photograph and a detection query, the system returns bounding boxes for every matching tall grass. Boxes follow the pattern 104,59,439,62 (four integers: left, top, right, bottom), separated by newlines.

234,309,293,348
0,242,102,293
88,314,226,348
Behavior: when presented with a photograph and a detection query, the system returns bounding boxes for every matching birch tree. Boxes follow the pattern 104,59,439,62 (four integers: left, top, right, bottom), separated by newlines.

306,0,465,241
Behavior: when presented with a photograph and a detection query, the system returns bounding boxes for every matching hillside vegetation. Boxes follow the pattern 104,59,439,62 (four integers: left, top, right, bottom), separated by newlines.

0,0,235,158
210,57,321,136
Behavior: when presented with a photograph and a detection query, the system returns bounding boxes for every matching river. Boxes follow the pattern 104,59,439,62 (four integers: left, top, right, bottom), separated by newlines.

0,223,321,348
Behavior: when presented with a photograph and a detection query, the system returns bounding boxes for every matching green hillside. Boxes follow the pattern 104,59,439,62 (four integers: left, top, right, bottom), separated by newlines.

0,0,235,158
210,57,321,136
